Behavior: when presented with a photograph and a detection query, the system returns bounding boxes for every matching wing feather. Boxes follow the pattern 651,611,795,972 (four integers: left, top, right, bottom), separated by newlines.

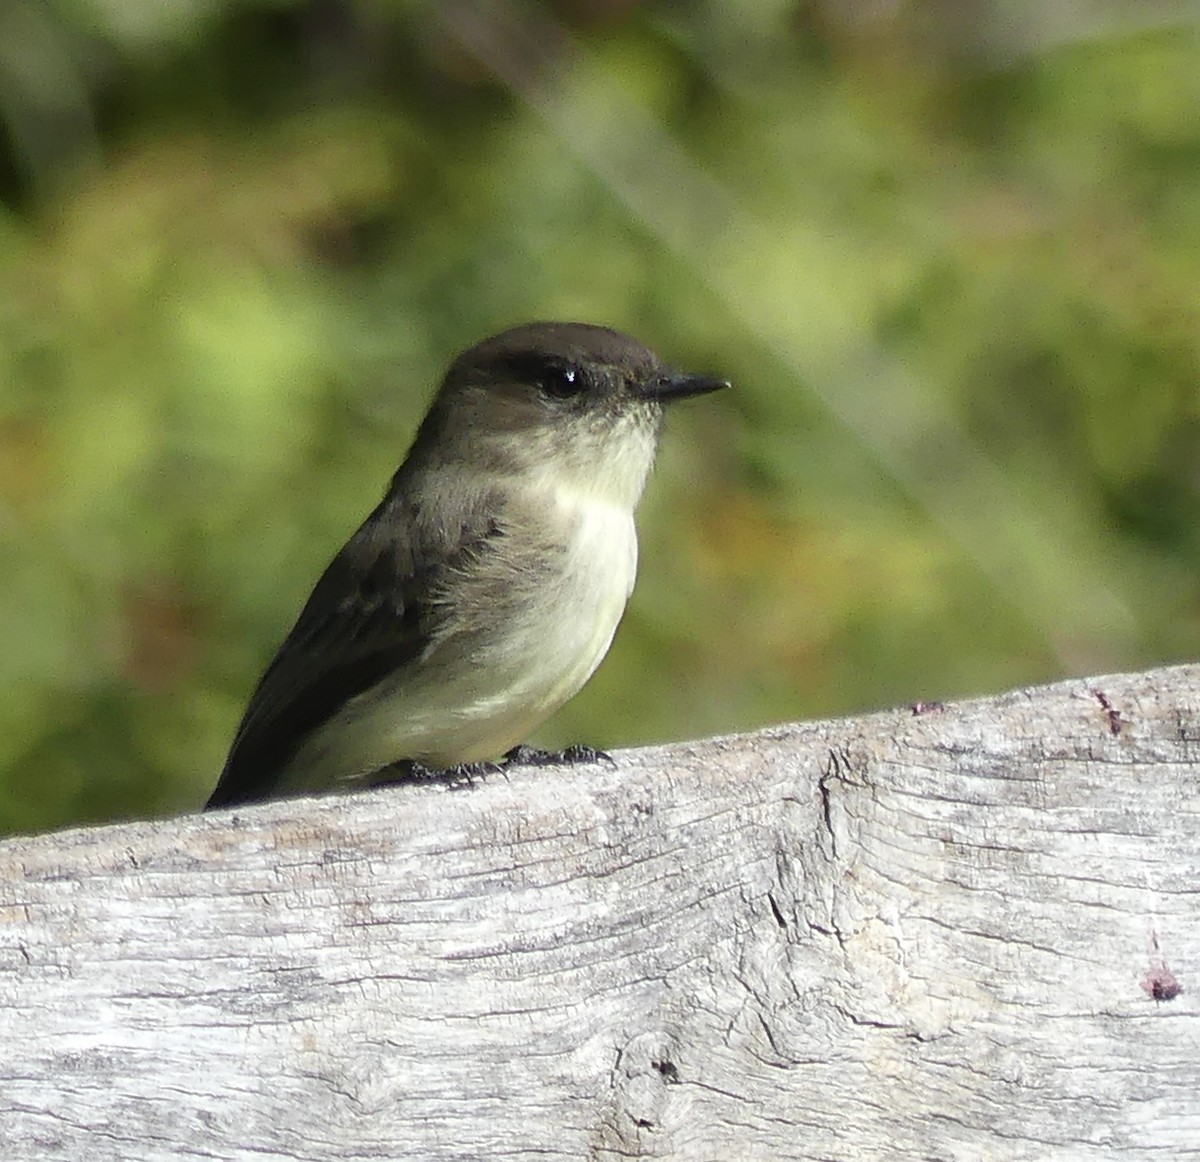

205,489,503,808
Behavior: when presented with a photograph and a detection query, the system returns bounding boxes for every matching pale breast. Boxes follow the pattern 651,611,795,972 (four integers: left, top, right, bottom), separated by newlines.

540,490,639,689
412,488,639,759
280,488,641,786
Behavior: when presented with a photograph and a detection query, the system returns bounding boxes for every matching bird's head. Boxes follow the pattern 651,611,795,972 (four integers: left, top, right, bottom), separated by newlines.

414,322,728,508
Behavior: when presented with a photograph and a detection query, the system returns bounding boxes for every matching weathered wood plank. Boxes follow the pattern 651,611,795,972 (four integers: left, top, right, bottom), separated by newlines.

1,665,1197,1160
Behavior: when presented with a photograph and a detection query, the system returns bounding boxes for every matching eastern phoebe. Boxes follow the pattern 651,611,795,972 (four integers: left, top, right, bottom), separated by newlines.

205,322,728,809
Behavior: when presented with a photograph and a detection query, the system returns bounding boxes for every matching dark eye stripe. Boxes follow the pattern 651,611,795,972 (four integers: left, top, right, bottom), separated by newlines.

495,352,588,398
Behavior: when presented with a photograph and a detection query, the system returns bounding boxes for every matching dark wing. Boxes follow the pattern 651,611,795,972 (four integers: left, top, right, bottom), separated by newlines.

205,491,502,809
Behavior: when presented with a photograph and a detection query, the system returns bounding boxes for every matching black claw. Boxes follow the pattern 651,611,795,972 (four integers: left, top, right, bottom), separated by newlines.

502,743,613,769
445,760,500,788
502,744,555,766
370,758,496,790
561,743,613,766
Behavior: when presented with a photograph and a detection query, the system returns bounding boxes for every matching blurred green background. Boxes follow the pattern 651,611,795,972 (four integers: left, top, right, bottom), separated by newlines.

2,0,1199,836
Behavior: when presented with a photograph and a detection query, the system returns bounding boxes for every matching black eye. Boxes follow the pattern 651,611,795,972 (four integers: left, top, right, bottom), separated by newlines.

540,363,585,399
493,352,589,400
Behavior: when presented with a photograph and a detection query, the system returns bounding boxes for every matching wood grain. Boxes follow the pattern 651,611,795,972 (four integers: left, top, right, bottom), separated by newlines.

2,665,1197,1160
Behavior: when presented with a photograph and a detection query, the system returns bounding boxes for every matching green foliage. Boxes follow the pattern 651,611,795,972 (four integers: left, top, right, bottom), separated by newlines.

1,1,1197,833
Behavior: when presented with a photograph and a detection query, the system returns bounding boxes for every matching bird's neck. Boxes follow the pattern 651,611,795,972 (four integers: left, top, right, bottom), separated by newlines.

402,414,660,515
522,413,661,513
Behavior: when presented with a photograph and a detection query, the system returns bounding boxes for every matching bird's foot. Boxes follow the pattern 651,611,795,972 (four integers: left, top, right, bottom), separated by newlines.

502,743,613,768
370,758,498,790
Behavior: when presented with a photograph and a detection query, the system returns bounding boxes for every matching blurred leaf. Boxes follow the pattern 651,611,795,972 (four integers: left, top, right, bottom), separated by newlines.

3,1,1200,833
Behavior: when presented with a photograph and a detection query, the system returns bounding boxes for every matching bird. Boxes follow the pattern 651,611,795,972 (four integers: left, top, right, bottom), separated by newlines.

205,321,728,809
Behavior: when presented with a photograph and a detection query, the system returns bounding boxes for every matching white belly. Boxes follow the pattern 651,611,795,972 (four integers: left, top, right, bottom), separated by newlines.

508,495,638,720
281,493,639,790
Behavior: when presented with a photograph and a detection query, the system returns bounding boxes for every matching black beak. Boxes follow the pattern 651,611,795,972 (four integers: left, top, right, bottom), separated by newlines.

642,371,731,402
